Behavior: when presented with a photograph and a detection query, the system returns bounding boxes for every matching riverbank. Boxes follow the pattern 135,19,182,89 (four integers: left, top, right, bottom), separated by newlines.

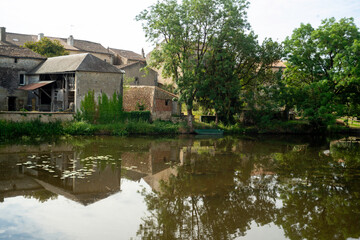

0,120,186,142
1,118,357,143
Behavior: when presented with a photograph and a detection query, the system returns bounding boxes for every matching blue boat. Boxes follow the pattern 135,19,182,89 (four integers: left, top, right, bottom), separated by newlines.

194,129,224,135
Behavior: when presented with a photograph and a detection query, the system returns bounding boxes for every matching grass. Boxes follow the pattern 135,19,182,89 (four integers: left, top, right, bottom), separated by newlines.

0,119,186,142
0,116,353,143
337,117,360,129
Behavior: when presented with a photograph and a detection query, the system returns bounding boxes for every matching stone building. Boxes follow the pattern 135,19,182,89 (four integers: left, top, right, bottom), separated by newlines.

123,86,180,121
110,48,159,86
21,53,124,112
0,45,45,111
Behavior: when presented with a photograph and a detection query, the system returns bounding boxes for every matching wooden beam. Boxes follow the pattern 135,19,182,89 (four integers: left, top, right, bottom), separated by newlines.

39,88,51,99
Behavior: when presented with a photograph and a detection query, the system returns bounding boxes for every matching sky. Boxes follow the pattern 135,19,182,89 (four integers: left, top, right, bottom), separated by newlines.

1,0,360,55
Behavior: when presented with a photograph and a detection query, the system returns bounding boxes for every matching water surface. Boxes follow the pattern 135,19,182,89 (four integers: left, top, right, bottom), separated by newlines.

1,135,360,240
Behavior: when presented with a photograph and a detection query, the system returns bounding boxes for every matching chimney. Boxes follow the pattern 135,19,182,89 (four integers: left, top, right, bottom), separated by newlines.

0,27,6,42
67,35,74,46
38,33,44,41
141,48,145,58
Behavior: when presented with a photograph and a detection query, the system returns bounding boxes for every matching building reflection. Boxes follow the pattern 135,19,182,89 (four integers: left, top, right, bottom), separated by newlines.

0,137,191,205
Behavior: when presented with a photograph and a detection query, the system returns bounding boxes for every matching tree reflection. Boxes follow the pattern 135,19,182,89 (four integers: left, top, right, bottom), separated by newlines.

138,137,360,240
138,138,279,240
23,189,58,203
274,141,360,240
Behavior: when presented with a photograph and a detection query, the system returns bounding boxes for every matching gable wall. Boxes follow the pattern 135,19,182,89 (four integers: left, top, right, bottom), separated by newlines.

123,63,158,86
74,71,123,112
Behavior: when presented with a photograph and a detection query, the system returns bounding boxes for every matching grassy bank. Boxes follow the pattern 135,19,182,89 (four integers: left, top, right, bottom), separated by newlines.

0,120,187,142
0,118,353,142
194,119,350,135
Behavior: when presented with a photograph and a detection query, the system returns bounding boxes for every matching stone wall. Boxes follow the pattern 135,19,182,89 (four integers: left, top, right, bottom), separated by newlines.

0,56,44,111
0,57,43,70
0,111,74,122
123,86,180,121
0,88,27,111
122,62,158,86
123,86,154,112
75,71,123,111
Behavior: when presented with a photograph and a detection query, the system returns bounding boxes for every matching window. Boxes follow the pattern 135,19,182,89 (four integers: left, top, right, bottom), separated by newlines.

14,58,18,63
19,74,25,85
165,99,170,106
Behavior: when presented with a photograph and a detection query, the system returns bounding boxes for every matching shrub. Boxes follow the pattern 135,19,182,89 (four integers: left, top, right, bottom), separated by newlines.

63,121,95,135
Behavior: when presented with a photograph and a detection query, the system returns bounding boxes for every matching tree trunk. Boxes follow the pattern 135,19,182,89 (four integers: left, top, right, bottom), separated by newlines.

215,112,219,125
187,108,194,133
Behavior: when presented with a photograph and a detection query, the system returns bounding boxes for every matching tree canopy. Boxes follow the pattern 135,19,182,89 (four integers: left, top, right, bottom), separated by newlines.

137,0,283,127
282,17,360,127
137,0,251,128
23,37,69,57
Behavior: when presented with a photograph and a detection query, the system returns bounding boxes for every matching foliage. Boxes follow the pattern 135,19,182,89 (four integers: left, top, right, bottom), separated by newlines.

137,0,250,129
0,120,63,141
80,90,97,123
63,121,96,135
79,91,125,124
24,190,58,203
23,37,69,57
136,101,146,111
123,111,151,122
283,17,360,127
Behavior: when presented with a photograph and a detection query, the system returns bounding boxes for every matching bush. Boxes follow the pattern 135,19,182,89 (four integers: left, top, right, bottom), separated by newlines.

0,120,63,141
123,111,151,122
63,121,95,135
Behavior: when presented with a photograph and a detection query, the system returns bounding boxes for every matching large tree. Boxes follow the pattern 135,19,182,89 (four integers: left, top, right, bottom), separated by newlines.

24,37,69,57
283,17,360,128
136,0,249,130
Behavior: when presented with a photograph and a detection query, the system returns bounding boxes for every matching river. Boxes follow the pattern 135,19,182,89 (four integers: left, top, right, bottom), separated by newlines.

0,135,360,240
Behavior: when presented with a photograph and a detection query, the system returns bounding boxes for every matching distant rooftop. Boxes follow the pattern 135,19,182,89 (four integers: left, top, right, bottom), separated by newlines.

1,30,111,55
0,45,45,59
110,48,145,62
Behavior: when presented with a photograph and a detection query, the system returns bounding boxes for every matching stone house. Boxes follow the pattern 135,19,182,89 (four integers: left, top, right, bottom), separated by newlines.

110,48,159,86
0,45,46,111
146,47,175,89
21,53,124,112
123,86,181,121
0,27,113,63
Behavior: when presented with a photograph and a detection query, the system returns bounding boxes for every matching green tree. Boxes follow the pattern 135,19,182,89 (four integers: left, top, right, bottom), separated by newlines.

23,37,69,57
283,17,360,128
137,0,249,130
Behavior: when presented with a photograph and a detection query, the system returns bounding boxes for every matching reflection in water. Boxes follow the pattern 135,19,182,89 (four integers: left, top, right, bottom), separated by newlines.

0,136,360,239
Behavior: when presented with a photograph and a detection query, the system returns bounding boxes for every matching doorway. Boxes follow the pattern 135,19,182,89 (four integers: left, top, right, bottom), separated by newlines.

8,96,16,111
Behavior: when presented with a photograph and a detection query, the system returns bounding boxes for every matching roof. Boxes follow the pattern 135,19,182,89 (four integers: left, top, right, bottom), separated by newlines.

0,45,45,59
110,48,145,62
18,81,55,90
129,86,178,98
3,32,111,55
116,61,145,69
31,53,125,74
272,61,286,68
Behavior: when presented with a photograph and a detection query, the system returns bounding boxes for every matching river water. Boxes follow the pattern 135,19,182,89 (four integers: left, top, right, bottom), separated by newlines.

0,135,359,240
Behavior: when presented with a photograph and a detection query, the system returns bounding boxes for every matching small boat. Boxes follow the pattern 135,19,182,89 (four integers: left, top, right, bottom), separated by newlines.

194,129,224,135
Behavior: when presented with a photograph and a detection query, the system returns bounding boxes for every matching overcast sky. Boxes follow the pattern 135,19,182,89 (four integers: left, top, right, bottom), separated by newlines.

1,0,359,55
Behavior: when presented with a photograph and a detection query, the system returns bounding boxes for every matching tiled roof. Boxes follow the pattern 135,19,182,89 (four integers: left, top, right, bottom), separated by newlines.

31,53,124,74
4,32,110,55
109,48,145,61
272,61,286,68
0,45,45,59
116,61,144,69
